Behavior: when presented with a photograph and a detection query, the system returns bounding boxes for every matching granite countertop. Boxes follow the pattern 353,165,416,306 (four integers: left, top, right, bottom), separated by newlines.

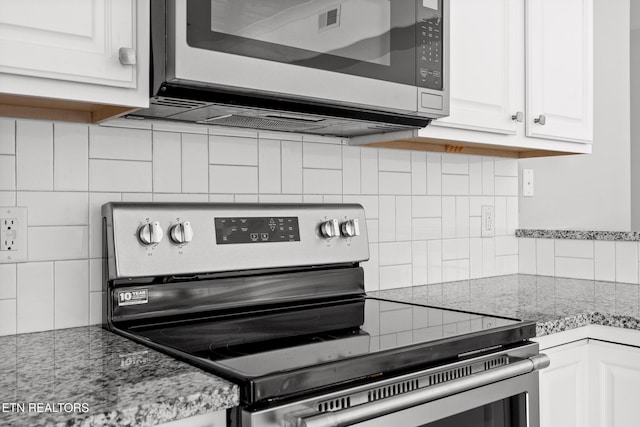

516,229,640,241
0,326,239,427
371,274,640,337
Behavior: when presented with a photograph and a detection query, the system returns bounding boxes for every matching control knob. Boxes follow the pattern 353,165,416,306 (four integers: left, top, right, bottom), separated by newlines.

169,221,194,245
340,219,360,238
138,222,163,246
319,219,339,238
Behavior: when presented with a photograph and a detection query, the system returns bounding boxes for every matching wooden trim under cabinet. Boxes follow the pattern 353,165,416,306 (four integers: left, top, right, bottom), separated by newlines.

0,93,138,124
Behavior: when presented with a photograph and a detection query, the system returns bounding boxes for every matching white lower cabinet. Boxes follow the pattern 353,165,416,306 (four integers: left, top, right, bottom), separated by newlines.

536,328,640,427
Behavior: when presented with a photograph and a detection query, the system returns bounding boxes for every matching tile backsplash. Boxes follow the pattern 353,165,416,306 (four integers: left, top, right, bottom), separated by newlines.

0,117,518,336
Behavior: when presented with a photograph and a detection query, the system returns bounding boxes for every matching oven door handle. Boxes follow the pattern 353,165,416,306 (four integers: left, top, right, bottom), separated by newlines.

296,353,550,427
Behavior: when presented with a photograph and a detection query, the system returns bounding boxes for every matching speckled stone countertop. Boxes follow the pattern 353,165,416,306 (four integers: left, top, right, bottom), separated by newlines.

371,274,640,338
0,326,239,427
516,229,640,241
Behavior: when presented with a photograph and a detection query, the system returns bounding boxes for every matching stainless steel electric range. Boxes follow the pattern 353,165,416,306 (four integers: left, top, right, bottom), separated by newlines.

102,202,548,427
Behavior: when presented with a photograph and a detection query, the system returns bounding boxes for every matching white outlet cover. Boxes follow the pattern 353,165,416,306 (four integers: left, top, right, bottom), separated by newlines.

523,169,534,197
0,206,28,263
481,205,495,238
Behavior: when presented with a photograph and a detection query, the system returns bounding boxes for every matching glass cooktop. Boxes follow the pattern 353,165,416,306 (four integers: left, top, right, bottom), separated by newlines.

129,297,525,378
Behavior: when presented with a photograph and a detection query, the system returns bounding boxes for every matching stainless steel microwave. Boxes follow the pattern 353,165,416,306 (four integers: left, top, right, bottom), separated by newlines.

133,0,450,137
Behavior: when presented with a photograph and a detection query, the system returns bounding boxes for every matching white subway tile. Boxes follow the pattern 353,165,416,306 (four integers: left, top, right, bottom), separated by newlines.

379,242,412,266
379,149,411,172
396,196,412,241
324,194,343,203
54,123,88,191
0,264,16,299
153,193,209,202
495,236,518,256
494,158,518,177
366,219,379,243
426,153,441,195
90,159,152,192
258,131,302,141
0,155,15,190
235,194,259,203
54,260,89,329
495,176,518,196
363,244,379,292
482,157,495,195
442,175,469,195
208,126,257,139
303,142,342,169
495,255,518,275
342,146,360,194
302,134,341,144
470,238,483,279
260,194,303,203
17,192,88,226
89,291,103,325
506,197,518,234
89,258,102,292
412,218,441,240
470,217,481,238
122,193,152,202
152,131,181,193
470,196,494,217
0,118,15,155
427,240,443,284
379,172,411,195
555,257,594,280
303,194,323,203
16,121,53,190
536,239,555,276
0,299,16,335
258,139,281,194
100,118,152,130
182,133,209,193
303,169,341,194
209,194,235,203
361,148,379,194
151,121,207,134
494,197,507,236
441,154,468,175
412,241,428,286
17,262,53,333
210,165,258,194
209,135,257,166
412,196,441,218
482,238,496,277
443,259,470,282
0,191,16,206
442,197,456,239
442,239,470,260
89,192,121,258
555,240,594,258
469,157,482,195
343,195,378,219
90,126,151,161
615,241,639,284
518,239,536,274
281,141,303,194
455,196,470,238
380,265,412,289
594,241,616,282
411,152,427,195
28,226,88,261
379,196,395,242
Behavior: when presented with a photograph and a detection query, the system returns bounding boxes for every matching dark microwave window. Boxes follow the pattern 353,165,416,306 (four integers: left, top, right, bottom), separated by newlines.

186,0,419,86
420,393,527,427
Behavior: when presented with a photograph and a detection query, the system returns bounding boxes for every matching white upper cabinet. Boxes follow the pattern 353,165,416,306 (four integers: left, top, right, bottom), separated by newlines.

434,0,523,135
0,0,149,122
526,0,593,143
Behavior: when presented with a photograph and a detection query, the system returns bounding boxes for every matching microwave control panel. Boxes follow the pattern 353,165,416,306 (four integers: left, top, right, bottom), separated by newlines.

417,0,443,90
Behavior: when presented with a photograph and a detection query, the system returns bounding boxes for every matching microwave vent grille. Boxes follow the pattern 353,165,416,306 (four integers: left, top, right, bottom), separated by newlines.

200,115,328,131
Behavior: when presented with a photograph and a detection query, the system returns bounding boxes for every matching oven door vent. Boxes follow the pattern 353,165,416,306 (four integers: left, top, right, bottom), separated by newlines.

426,366,472,386
366,379,419,403
317,397,352,412
484,355,509,371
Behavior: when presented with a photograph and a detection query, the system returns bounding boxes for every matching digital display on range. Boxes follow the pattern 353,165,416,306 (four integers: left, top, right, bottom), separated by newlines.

215,217,300,244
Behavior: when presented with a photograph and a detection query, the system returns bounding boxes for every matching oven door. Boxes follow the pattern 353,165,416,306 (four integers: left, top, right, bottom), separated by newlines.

165,0,448,115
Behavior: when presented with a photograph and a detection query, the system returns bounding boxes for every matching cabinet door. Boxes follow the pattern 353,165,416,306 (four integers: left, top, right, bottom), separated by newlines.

538,340,589,427
589,340,640,427
433,0,523,134
525,0,593,143
0,0,137,88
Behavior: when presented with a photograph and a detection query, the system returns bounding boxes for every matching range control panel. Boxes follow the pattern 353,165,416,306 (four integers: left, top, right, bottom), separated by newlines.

103,203,369,280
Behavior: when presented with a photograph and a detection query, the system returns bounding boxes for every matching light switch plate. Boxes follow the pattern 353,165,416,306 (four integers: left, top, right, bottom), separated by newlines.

522,169,534,197
0,207,28,263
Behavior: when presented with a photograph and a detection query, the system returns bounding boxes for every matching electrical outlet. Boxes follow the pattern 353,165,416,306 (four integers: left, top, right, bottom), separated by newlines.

0,207,27,263
522,169,534,197
481,205,494,238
